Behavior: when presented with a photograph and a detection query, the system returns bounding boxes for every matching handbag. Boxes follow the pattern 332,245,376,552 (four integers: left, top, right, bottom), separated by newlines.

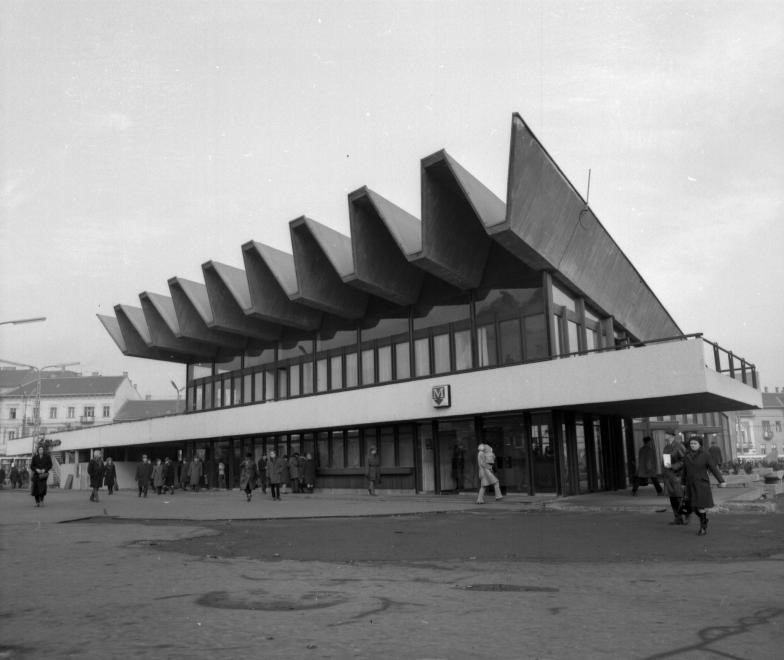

38,472,49,481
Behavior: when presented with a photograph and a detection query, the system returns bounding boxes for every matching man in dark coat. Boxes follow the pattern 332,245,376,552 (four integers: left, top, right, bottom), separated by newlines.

632,436,662,495
88,450,105,502
135,454,153,498
10,465,20,488
682,435,726,536
30,446,53,507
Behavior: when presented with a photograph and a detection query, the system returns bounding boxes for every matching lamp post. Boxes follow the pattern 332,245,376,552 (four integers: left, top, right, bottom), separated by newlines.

0,358,79,454
170,381,185,400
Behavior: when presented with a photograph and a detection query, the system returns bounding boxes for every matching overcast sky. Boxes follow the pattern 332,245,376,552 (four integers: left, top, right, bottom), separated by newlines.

1,0,782,397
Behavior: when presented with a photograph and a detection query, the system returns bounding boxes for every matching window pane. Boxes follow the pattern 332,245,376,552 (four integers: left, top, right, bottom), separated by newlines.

523,314,547,360
215,356,242,374
330,355,343,390
499,319,522,364
477,324,497,367
414,337,430,376
360,316,410,342
264,370,275,401
361,348,375,385
316,358,328,392
244,348,275,368
475,287,544,322
346,429,361,467
567,320,580,354
398,424,414,466
331,430,345,468
345,352,358,388
395,341,410,379
277,368,288,399
253,372,263,402
233,375,242,404
433,333,450,374
243,374,252,403
190,362,213,380
289,364,300,397
454,329,472,371
302,361,313,395
378,345,392,382
379,426,395,467
585,328,597,352
317,431,329,468
552,282,576,312
195,385,203,410
204,382,213,409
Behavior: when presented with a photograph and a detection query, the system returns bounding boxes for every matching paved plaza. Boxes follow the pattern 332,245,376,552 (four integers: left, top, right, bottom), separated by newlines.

1,486,782,659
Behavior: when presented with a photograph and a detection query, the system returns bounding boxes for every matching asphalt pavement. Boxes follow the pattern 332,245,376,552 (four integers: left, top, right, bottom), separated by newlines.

1,484,781,660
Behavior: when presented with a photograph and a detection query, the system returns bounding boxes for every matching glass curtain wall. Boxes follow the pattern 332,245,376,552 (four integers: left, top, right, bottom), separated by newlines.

412,295,472,377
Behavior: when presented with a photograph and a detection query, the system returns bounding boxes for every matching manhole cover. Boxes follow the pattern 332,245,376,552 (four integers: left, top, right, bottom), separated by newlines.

457,584,558,593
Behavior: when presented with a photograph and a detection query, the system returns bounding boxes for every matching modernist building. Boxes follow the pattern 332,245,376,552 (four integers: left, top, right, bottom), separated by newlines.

6,114,762,494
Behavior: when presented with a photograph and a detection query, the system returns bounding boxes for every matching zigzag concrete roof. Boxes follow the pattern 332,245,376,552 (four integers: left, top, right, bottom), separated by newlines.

101,114,681,364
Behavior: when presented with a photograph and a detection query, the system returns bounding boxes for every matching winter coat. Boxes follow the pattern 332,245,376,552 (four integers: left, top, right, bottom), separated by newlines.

239,459,257,490
163,461,175,487
31,453,53,499
88,458,105,489
189,459,203,485
266,456,286,485
103,463,117,488
302,458,316,485
477,451,498,487
682,448,724,509
635,443,659,478
288,456,300,480
151,464,164,488
661,440,686,497
365,453,381,482
135,460,153,486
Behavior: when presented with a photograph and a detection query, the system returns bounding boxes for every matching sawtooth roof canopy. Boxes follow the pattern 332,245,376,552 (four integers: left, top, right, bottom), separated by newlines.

99,114,681,363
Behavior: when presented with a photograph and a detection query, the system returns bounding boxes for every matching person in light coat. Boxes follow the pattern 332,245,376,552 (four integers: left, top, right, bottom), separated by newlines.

151,458,164,494
476,444,503,504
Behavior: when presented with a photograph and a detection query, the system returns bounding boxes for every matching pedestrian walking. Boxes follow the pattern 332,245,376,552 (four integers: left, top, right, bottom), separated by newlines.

632,436,663,495
257,454,268,493
708,440,724,468
476,444,503,504
151,458,164,494
88,449,105,503
682,434,726,536
188,457,203,492
365,447,381,496
163,457,175,495
103,457,118,495
30,445,53,507
180,456,190,490
302,452,316,493
218,460,227,490
266,449,285,501
288,453,301,493
239,453,257,502
135,454,153,497
661,433,690,525
10,464,20,489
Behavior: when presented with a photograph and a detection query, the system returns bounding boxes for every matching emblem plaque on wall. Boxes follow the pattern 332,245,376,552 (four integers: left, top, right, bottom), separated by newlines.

431,384,451,408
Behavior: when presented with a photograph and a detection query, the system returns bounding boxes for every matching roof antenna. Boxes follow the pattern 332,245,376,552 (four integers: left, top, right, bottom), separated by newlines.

578,168,592,226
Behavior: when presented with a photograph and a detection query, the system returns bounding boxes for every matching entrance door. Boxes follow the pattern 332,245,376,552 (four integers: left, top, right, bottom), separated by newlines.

530,413,557,492
482,415,529,493
435,419,478,493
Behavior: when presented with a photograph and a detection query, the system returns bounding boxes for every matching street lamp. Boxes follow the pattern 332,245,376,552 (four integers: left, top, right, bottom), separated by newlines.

0,317,47,327
0,357,79,454
170,380,185,400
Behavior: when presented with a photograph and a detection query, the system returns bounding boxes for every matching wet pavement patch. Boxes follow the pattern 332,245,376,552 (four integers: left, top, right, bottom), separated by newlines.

457,584,558,593
196,589,349,611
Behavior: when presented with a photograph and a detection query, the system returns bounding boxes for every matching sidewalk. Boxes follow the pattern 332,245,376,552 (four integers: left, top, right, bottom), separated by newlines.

0,481,775,525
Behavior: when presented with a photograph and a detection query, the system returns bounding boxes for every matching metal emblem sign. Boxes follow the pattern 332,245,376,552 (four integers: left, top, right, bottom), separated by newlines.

431,384,451,408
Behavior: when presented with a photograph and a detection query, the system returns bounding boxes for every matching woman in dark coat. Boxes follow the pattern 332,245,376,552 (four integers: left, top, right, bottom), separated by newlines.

365,447,381,496
239,453,257,502
30,445,53,507
103,457,118,495
88,450,105,503
266,450,285,501
682,435,726,536
661,434,690,525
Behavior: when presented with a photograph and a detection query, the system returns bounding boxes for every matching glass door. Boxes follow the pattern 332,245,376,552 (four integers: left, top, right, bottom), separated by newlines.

530,412,557,492
481,415,529,493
